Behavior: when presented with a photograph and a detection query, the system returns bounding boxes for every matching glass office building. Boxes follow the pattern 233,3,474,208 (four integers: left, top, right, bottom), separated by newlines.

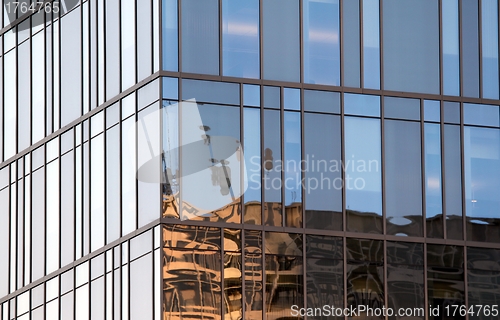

1,0,500,319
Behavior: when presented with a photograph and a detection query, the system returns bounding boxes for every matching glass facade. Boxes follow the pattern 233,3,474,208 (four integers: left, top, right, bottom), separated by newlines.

1,0,500,319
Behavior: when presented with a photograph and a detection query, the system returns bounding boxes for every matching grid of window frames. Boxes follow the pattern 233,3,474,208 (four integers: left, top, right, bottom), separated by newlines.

2,0,500,319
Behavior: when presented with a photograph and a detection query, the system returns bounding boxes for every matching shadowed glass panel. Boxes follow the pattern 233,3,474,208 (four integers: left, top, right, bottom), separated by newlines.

383,0,439,94
425,123,443,238
304,113,342,230
385,120,422,237
263,0,300,81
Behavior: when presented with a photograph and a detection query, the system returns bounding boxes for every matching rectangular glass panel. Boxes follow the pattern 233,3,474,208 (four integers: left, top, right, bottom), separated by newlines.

244,108,261,224
284,88,300,111
464,127,500,242
106,125,121,243
61,152,75,267
222,0,259,78
481,0,499,99
46,161,60,274
263,0,300,81
106,0,120,98
243,84,260,107
263,109,282,226
18,41,31,152
284,112,302,227
344,93,380,117
137,0,152,81
387,265,424,320
363,0,380,89
163,0,178,71
263,86,280,109
383,0,439,94
91,134,105,251
303,0,340,85
122,117,137,234
424,100,440,122
384,97,420,121
0,188,8,297
181,0,219,75
462,0,480,97
464,103,500,127
385,120,423,236
162,101,179,219
345,117,382,233
443,0,460,96
61,7,82,127
130,254,153,320
122,0,136,89
4,50,16,159
343,0,360,87
32,168,45,281
425,123,443,238
181,79,239,105
304,113,342,230
304,90,340,114
443,125,463,240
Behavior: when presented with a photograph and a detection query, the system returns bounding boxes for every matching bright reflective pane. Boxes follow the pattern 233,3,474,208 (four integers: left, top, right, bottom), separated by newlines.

91,134,105,251
345,117,382,233
442,0,460,96
344,93,380,117
284,112,302,228
46,161,60,273
464,103,500,127
481,0,499,99
462,0,480,97
243,84,260,107
424,100,440,122
425,123,443,238
303,0,340,85
162,0,178,71
222,0,259,78
363,0,380,89
130,253,153,320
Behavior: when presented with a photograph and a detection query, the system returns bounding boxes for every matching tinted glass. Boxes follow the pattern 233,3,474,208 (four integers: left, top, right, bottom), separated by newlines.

344,93,380,117
162,0,178,71
464,103,500,127
442,0,460,96
263,0,300,81
222,0,259,78
284,112,302,228
244,108,261,224
383,0,439,94
481,0,499,99
444,125,463,239
343,0,360,87
363,0,380,89
345,117,382,233
464,127,500,242
304,114,342,230
462,0,480,97
303,90,340,114
181,0,219,75
425,123,443,238
303,0,340,85
384,97,420,120
182,79,239,105
385,120,422,236
263,109,281,226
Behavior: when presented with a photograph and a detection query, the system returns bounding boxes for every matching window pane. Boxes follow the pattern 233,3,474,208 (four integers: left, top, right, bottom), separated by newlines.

363,0,380,89
263,109,281,226
303,90,340,114
462,0,480,97
443,101,460,124
106,0,120,98
244,108,261,224
61,7,82,127
137,0,152,81
106,126,121,243
181,0,219,75
442,0,460,96
345,117,382,233
222,0,259,78
343,0,360,87
444,125,463,240
344,93,380,117
481,0,499,99
46,161,60,274
162,101,179,219
182,79,239,105
384,96,420,121
284,112,301,227
425,123,443,238
385,120,422,236
32,168,45,281
464,103,500,127
383,0,439,94
303,0,340,85
122,0,136,89
162,0,178,71
130,254,153,320
18,41,31,152
122,117,137,234
91,135,105,251
304,114,342,230
4,50,16,159
0,188,8,297
61,152,75,267
464,127,500,242
263,0,300,81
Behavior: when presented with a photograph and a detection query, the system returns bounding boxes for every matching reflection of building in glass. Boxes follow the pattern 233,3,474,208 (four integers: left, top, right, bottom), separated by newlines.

3,0,500,319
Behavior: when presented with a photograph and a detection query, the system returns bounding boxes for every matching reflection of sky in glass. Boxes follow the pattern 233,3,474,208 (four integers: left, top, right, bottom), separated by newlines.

442,0,459,96
244,108,261,203
425,123,443,219
465,127,500,219
362,0,380,89
264,110,281,203
344,117,382,215
482,0,499,99
303,0,340,85
284,112,302,205
222,0,259,78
